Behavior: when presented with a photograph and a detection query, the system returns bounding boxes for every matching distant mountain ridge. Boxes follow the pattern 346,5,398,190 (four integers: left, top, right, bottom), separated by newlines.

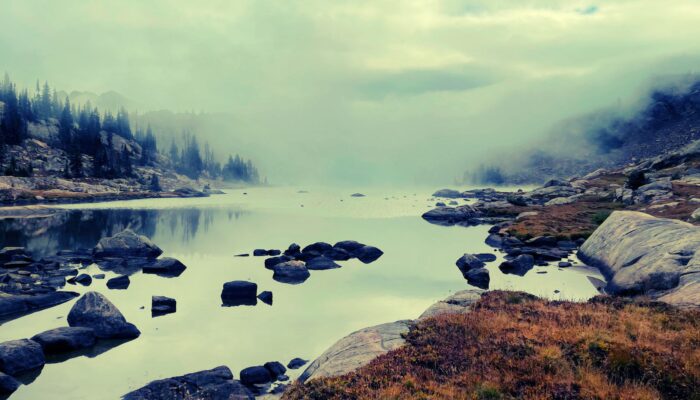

56,90,137,113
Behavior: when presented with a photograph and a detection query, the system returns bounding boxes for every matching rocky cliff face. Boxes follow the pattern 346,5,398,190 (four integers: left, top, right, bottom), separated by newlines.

579,211,700,307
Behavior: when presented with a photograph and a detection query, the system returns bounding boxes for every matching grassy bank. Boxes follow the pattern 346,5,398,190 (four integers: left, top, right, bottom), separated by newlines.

285,291,700,400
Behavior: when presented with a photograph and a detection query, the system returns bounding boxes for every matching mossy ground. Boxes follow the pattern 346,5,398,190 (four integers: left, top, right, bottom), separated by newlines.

284,291,700,400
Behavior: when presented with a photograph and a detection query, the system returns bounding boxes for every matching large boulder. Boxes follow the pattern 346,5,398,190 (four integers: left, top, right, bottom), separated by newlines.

299,320,410,382
579,211,700,306
94,229,162,258
67,292,141,339
31,327,96,354
123,366,253,400
0,339,45,376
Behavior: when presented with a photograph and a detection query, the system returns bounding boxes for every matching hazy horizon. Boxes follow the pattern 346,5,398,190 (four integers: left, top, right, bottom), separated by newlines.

2,1,700,185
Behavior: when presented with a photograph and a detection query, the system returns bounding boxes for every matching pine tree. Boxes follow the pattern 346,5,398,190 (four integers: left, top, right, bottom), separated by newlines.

149,174,162,192
58,97,74,148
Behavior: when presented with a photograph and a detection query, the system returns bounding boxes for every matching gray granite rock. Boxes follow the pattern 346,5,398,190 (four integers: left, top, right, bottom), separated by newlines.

579,211,700,307
94,229,162,258
298,320,411,382
67,292,140,339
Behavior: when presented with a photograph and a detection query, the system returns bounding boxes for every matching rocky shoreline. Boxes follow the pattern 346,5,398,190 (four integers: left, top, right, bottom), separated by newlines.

0,175,225,209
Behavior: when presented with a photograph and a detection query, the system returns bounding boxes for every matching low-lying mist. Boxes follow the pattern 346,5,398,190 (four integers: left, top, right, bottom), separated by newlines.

3,1,700,187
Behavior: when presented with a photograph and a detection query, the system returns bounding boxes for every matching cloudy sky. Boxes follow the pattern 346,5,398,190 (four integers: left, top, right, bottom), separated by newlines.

1,1,700,184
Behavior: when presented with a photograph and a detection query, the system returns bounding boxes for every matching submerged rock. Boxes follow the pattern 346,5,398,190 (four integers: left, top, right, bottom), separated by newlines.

93,229,162,259
31,327,96,354
122,366,253,400
0,339,45,376
221,281,257,306
67,292,140,339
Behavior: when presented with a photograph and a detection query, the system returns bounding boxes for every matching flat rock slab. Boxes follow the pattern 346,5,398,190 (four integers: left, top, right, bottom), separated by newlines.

123,366,253,400
31,327,96,354
298,320,411,382
0,291,79,322
579,211,700,306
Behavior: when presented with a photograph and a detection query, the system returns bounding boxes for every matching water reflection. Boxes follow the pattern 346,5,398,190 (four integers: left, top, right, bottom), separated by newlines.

0,188,604,400
0,208,245,258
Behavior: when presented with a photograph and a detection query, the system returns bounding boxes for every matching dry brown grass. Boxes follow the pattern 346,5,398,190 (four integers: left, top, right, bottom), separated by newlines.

506,201,623,240
284,292,700,400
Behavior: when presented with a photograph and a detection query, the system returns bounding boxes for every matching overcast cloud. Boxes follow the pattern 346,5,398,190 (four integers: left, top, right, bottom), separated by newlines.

1,1,699,184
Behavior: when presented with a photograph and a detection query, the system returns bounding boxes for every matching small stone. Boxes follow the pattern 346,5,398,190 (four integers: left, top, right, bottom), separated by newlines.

106,275,130,290
287,357,308,369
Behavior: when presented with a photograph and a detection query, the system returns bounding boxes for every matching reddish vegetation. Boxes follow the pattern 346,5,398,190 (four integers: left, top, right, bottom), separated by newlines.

506,201,623,240
284,291,700,400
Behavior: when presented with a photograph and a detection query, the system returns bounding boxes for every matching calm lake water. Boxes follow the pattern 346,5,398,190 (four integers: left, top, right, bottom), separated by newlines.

0,187,603,399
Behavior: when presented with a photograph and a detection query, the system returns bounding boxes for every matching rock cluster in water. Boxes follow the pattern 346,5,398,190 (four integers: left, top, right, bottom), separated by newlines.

0,229,188,324
123,356,309,399
0,291,139,396
253,241,383,284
